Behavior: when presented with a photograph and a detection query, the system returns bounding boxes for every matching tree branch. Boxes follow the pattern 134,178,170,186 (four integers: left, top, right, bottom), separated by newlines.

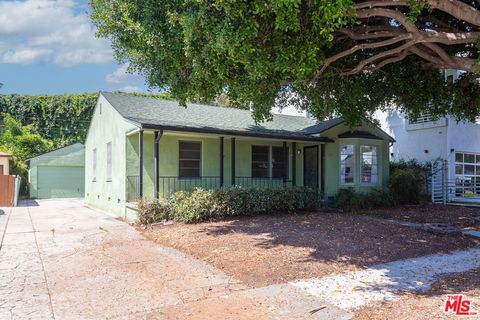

354,0,480,27
421,43,455,66
341,40,416,76
316,33,413,79
368,50,411,72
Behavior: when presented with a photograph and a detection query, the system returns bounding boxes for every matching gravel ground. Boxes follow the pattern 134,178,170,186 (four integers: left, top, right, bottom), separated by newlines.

354,268,480,320
142,211,480,288
362,204,480,229
291,248,480,310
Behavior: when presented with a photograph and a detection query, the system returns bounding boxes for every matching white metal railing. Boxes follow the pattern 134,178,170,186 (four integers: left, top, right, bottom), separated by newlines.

409,112,434,124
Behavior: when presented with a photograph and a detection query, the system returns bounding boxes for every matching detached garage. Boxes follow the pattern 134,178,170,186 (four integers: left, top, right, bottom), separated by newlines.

28,143,85,199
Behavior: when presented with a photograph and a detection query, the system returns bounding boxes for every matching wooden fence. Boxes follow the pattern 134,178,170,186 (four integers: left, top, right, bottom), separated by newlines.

0,175,15,207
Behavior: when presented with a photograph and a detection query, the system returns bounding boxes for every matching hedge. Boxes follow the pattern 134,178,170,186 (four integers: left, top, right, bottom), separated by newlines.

137,186,321,224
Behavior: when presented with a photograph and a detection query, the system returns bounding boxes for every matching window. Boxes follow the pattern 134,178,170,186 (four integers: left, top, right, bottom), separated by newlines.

360,145,378,184
92,148,97,182
340,145,355,184
179,141,201,177
455,152,480,196
272,146,288,179
251,146,269,178
106,142,112,182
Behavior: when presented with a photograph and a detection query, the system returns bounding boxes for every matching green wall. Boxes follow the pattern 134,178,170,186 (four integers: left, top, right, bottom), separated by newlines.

28,143,85,199
321,122,391,198
84,95,136,217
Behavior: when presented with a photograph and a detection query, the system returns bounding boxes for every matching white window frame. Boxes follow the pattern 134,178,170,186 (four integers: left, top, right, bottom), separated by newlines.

340,144,355,185
454,152,480,197
360,145,378,185
106,142,112,182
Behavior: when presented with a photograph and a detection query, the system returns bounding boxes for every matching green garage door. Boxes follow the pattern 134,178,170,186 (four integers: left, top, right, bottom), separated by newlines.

37,166,85,199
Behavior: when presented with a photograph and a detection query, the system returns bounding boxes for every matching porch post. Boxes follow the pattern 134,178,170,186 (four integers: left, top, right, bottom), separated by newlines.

291,142,296,186
220,136,224,187
283,141,287,184
231,137,236,186
138,129,144,198
154,130,159,198
320,144,325,193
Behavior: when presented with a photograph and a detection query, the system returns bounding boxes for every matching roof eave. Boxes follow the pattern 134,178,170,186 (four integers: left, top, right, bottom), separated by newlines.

139,123,333,143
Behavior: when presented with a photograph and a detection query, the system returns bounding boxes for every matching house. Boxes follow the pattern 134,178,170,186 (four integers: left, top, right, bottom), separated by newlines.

28,143,85,199
85,92,394,219
375,69,480,201
0,151,12,175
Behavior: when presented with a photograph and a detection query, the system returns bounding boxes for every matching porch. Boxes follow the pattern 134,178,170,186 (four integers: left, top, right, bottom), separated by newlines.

125,129,325,201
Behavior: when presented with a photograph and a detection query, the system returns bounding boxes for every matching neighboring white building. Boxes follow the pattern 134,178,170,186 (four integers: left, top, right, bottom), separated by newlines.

375,69,480,199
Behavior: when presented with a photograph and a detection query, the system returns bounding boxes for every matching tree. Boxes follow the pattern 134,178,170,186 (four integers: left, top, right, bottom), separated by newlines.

90,0,480,124
0,114,54,177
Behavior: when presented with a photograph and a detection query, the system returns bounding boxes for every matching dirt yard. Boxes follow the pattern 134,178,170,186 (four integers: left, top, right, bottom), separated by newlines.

142,211,480,288
354,268,480,320
362,204,480,229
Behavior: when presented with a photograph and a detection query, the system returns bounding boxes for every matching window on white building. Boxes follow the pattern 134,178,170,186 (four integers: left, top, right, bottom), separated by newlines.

360,145,378,185
454,152,480,197
340,145,355,184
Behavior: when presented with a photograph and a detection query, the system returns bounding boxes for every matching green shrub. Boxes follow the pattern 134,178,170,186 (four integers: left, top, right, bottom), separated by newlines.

389,168,422,204
335,188,396,211
169,189,225,222
390,159,431,195
137,198,170,224
136,186,322,224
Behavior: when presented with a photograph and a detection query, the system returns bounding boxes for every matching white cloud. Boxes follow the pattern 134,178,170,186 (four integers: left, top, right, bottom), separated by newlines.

106,64,143,84
118,85,144,93
0,0,113,66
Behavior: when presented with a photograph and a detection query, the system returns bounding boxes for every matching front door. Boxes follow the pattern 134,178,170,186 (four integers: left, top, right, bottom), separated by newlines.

304,146,319,189
0,165,3,175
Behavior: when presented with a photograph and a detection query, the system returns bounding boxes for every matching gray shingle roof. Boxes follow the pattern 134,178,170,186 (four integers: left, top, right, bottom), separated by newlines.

101,92,340,141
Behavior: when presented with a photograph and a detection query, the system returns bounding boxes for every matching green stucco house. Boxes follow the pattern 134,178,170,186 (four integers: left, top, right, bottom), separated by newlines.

28,143,85,199
85,92,394,219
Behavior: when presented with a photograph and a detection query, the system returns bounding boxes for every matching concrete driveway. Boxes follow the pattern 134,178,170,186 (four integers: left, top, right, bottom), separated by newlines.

0,199,348,320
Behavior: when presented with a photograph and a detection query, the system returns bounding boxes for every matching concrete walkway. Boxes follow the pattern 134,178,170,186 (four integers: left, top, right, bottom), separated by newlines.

0,199,348,320
291,247,480,310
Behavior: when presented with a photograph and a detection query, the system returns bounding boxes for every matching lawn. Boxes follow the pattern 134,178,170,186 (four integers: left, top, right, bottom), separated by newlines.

142,210,479,288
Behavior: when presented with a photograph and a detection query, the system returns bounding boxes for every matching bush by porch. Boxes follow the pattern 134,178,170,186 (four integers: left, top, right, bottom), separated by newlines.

137,186,321,224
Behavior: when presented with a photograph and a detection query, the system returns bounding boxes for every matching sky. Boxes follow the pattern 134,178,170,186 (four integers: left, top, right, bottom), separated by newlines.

0,0,151,95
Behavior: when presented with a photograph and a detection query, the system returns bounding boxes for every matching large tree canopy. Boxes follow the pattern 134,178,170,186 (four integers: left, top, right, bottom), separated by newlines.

90,0,480,124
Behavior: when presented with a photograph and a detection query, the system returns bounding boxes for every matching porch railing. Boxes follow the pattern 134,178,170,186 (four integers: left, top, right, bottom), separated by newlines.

126,175,295,202
235,176,292,188
159,176,221,198
126,175,221,201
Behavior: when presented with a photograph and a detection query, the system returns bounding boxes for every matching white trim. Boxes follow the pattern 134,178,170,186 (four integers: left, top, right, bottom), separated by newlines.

339,144,355,186
359,145,378,186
